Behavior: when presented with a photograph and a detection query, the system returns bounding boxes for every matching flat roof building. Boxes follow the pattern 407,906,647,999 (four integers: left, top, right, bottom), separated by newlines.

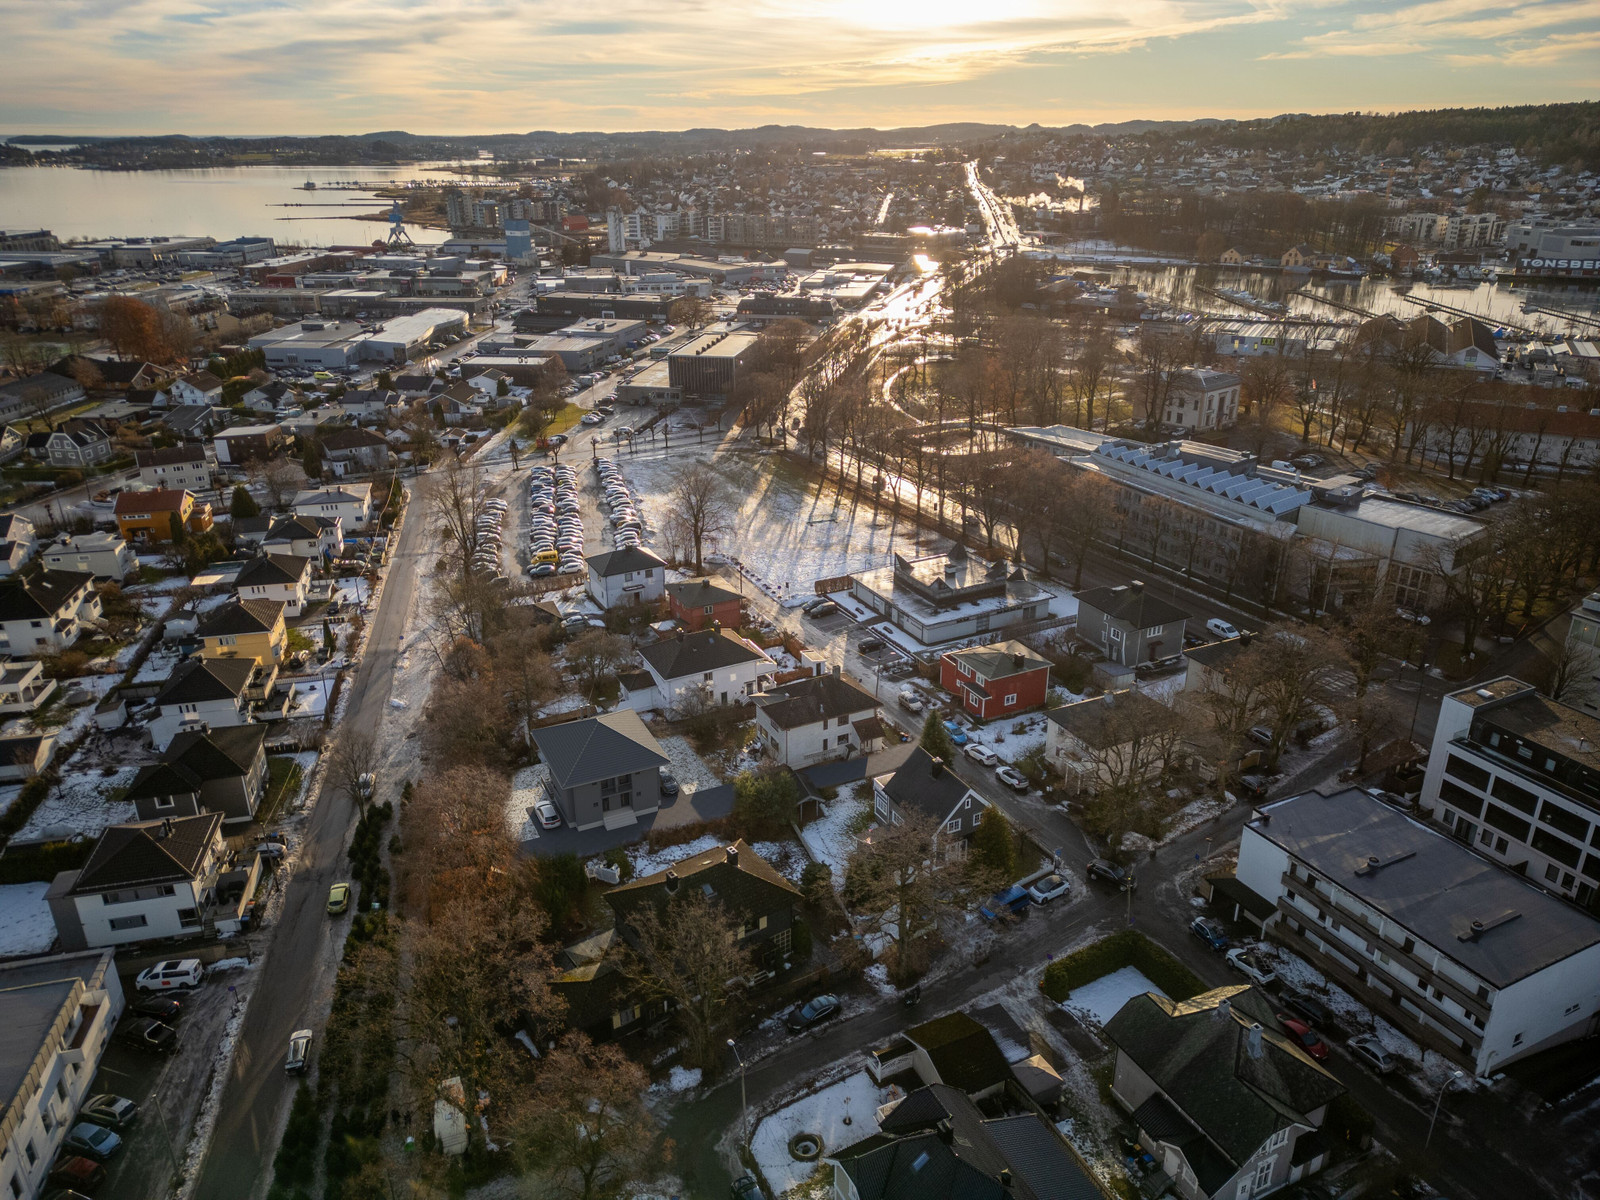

248,319,366,370
667,331,760,400
848,545,1052,647
1236,787,1600,1074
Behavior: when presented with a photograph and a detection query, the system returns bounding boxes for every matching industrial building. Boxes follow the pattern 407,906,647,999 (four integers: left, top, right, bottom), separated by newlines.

667,330,760,400
522,319,649,371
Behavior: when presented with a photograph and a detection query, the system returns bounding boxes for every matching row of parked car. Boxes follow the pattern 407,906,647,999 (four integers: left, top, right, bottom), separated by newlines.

471,496,510,582
1187,920,1400,1074
528,464,585,577
594,457,646,551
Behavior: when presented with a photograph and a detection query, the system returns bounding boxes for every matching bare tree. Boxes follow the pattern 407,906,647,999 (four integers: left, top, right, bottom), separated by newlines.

664,460,734,574
430,455,488,579
513,1032,660,1200
1543,638,1600,708
616,888,752,1070
843,806,970,984
566,629,629,700
247,457,302,511
328,731,379,808
1058,470,1116,588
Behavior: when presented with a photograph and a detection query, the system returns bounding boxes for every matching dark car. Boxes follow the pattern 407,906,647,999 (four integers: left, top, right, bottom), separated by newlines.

48,1157,106,1193
1190,916,1230,951
784,994,841,1033
1086,858,1136,890
1234,773,1271,800
1281,990,1332,1028
130,995,183,1023
730,1176,767,1200
116,1017,178,1055
659,770,680,797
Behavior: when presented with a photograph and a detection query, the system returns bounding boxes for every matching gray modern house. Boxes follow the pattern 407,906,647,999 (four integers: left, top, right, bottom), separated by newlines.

124,723,269,824
872,747,990,857
531,710,670,832
1076,581,1189,668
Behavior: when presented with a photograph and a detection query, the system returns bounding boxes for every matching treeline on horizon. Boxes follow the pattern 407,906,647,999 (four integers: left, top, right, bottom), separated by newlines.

4,101,1595,171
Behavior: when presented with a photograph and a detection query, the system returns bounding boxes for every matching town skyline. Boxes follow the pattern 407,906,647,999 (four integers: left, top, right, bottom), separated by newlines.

2,0,1596,135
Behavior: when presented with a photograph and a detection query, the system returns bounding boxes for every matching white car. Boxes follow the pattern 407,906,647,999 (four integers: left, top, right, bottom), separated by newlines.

1225,947,1279,987
1026,873,1071,904
964,743,999,767
136,959,204,992
1346,1033,1397,1074
995,765,1030,793
1205,617,1241,640
533,797,562,830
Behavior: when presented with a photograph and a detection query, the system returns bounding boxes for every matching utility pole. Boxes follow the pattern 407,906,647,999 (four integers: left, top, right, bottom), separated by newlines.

728,1039,749,1148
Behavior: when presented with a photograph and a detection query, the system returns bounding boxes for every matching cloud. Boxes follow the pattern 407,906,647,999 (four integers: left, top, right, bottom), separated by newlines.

1262,0,1599,63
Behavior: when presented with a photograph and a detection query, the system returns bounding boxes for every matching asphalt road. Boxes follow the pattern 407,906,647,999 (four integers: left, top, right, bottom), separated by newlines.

190,481,431,1200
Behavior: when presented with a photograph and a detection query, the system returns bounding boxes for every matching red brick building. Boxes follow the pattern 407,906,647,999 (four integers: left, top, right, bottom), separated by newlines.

665,577,743,632
939,640,1051,722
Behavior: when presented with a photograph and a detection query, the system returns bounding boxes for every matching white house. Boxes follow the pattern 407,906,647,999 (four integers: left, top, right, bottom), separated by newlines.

623,629,774,714
0,513,37,578
46,813,260,949
0,569,101,655
0,950,124,1200
167,371,224,406
234,553,312,616
1234,787,1600,1075
1154,368,1241,432
147,657,254,751
40,531,140,582
293,483,374,530
0,659,57,715
752,669,884,767
134,444,211,494
319,426,390,477
262,513,342,560
585,546,667,610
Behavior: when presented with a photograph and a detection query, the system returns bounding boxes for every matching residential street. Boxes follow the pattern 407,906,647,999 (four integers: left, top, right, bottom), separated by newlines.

190,482,431,1200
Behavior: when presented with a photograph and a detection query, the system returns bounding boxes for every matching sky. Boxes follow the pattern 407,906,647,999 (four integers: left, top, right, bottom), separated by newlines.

0,0,1595,136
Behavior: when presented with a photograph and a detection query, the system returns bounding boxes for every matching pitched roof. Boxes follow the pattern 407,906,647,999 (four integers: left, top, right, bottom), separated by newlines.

905,1012,1012,1095
754,672,878,731
114,488,190,515
320,426,388,451
1183,637,1247,669
293,485,370,506
195,598,284,638
606,839,800,925
943,640,1049,680
179,370,223,392
70,813,221,894
638,629,771,682
155,656,254,705
135,445,207,468
530,709,668,789
586,546,667,578
125,724,266,799
265,513,335,541
665,577,743,608
235,554,310,588
879,746,978,823
1076,583,1188,628
1104,985,1342,1180
0,568,91,622
1045,691,1178,750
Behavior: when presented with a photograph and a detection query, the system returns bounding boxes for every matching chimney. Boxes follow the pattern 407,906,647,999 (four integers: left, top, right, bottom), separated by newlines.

936,1119,954,1144
1215,998,1231,1022
664,869,679,894
725,844,739,865
1129,580,1145,594
930,756,945,778
1246,1022,1264,1059
832,662,841,676
1000,1169,1013,1187
160,817,174,839
676,630,685,643
1012,653,1025,670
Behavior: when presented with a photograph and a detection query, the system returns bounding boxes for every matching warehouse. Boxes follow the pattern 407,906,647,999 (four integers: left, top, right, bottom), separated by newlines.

667,330,759,400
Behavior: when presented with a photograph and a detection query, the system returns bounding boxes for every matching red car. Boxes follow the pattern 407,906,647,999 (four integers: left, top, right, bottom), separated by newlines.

1275,1012,1330,1061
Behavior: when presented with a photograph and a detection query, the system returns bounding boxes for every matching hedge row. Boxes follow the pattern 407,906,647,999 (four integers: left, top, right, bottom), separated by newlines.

1040,929,1205,1003
0,838,93,884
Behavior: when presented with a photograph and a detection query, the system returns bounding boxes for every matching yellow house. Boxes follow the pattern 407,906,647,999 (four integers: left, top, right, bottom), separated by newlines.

1219,247,1247,266
194,598,286,667
113,488,214,544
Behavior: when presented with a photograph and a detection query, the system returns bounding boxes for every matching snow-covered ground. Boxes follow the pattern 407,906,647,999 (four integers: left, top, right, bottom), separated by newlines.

654,735,723,796
286,678,332,719
1063,965,1166,1025
131,646,185,685
627,833,725,878
750,1070,893,1199
507,764,548,841
798,789,867,887
0,883,57,956
332,576,371,606
961,711,1049,766
14,764,139,843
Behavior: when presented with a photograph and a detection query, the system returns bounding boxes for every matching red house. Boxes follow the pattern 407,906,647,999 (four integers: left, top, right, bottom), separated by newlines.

665,577,744,632
940,641,1051,722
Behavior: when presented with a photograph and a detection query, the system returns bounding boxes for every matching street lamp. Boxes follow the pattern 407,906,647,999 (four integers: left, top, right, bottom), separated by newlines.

1426,1069,1465,1148
728,1038,749,1148
1407,657,1431,743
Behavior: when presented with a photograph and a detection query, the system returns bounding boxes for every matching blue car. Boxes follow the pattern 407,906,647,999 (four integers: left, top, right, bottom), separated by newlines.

943,720,969,746
981,885,1033,923
1190,916,1230,952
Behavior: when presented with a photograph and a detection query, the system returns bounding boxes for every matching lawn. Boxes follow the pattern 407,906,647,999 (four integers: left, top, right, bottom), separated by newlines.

544,402,583,436
258,756,305,824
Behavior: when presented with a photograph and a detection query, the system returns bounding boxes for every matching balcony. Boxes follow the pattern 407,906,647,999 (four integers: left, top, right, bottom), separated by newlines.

1279,872,1492,1023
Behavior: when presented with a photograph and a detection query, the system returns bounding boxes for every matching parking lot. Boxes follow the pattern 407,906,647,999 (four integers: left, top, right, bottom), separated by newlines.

92,953,248,1200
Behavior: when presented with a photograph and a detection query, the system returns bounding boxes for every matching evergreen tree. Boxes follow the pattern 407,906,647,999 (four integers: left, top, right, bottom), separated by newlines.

920,710,955,762
230,485,260,519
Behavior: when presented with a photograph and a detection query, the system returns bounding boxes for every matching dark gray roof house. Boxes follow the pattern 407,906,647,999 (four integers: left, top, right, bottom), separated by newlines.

530,710,670,832
753,672,878,731
0,568,93,624
69,813,222,896
586,546,667,578
125,724,268,823
638,628,769,681
195,597,284,638
235,553,309,588
1106,985,1343,1199
872,747,988,844
155,657,255,706
830,1082,1103,1200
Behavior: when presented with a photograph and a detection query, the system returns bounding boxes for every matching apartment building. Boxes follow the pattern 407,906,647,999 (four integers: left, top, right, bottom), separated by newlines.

1420,677,1600,906
1236,788,1600,1074
0,951,124,1200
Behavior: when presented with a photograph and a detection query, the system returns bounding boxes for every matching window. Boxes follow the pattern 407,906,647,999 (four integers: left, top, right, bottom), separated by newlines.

1267,1128,1290,1151
838,734,850,746
23,1142,35,1167
972,810,983,826
109,914,149,931
1491,777,1537,814
1004,693,1018,706
178,908,200,928
102,891,123,905
156,884,176,897
945,819,960,834
1446,754,1491,790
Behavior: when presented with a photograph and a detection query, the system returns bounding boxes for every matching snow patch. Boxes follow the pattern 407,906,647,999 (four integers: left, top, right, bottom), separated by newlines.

0,883,57,956
1063,965,1166,1025
750,1071,892,1200
799,789,867,887
666,1066,701,1093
